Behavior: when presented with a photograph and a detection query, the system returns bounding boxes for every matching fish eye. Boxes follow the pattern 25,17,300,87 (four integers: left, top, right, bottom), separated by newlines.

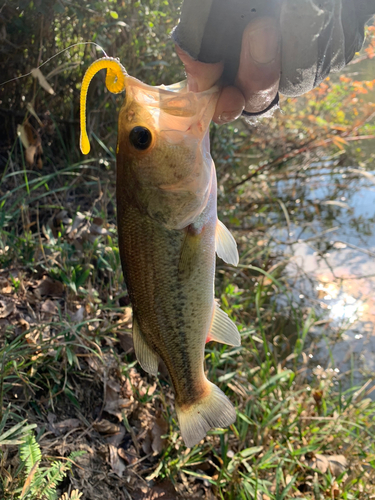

129,126,152,150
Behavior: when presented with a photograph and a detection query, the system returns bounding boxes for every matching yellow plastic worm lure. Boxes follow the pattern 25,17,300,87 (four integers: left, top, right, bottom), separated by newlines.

80,57,127,155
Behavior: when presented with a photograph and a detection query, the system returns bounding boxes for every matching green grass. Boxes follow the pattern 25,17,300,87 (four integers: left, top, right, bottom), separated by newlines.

2,5,375,498
1,125,375,499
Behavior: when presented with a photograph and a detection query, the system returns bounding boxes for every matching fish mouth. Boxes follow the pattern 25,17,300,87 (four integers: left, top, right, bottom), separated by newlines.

126,78,219,140
80,56,220,155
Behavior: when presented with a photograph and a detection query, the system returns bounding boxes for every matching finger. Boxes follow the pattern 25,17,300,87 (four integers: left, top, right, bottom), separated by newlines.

235,17,281,114
213,86,245,124
175,44,224,92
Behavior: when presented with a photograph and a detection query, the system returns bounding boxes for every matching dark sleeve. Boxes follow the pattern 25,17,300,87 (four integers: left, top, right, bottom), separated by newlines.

172,0,280,84
279,0,374,96
172,0,375,96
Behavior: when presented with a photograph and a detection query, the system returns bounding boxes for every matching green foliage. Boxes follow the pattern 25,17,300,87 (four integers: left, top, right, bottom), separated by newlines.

1,0,183,163
1,3,375,499
19,433,42,477
17,433,84,500
0,408,37,447
0,408,84,500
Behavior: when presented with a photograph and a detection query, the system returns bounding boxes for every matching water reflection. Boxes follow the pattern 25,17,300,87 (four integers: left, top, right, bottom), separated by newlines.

317,282,362,323
269,163,375,385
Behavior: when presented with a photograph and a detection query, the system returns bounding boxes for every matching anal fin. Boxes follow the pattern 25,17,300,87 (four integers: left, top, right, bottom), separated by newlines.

216,219,239,266
207,303,241,347
133,316,159,376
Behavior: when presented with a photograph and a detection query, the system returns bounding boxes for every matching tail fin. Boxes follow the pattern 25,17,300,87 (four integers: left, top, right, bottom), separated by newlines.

175,381,236,448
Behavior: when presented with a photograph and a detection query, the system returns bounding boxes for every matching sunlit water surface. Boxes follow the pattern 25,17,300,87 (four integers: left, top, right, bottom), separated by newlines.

271,162,375,386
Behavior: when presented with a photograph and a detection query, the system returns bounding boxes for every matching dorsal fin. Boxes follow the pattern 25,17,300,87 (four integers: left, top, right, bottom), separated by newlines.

215,220,239,266
206,303,241,346
132,316,159,376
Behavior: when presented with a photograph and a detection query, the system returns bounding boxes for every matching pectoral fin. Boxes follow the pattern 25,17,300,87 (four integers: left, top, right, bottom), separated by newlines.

216,220,239,266
133,316,159,376
206,303,241,347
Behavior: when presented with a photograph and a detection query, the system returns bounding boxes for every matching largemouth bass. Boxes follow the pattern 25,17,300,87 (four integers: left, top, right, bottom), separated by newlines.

80,58,240,447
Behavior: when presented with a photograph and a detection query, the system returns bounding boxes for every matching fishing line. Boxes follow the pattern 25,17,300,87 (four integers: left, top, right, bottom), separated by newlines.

0,41,108,87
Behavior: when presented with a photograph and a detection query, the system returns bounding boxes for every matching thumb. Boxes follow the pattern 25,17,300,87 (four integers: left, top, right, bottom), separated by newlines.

175,45,224,92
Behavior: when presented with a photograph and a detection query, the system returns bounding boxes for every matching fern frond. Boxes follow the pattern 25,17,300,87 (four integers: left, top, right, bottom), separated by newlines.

38,461,68,500
19,433,41,476
67,450,86,463
16,433,86,500
59,490,83,500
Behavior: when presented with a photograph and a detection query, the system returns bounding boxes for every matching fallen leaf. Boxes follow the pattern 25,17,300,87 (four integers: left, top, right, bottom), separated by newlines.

349,168,375,185
25,145,37,166
20,459,40,498
108,444,126,478
142,432,152,454
17,124,30,149
86,354,103,374
18,318,30,332
331,481,340,498
1,284,13,294
121,307,132,323
133,481,180,500
104,379,133,419
105,425,125,447
26,102,43,127
151,417,168,454
0,301,15,319
327,455,347,476
41,299,58,315
54,418,81,431
118,445,138,465
17,121,43,168
306,453,329,473
104,397,132,420
93,419,121,435
55,210,72,225
31,67,54,94
34,277,64,299
107,379,121,393
70,306,84,323
67,212,86,239
118,332,134,353
36,156,43,169
90,223,108,236
321,200,350,209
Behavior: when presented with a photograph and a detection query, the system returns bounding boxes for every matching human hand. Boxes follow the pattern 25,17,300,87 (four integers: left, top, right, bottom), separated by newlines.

176,17,280,124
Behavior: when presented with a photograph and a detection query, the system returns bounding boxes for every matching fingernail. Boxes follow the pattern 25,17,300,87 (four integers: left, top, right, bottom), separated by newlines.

246,19,279,65
217,109,243,123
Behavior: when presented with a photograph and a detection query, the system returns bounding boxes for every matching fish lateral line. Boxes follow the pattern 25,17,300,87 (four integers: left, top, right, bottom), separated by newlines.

80,57,128,155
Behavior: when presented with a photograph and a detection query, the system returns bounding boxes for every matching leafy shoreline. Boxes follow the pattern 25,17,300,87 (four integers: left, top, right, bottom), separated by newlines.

2,1,375,498
1,154,375,498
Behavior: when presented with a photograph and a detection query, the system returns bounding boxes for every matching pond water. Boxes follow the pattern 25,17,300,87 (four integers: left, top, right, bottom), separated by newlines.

271,161,375,386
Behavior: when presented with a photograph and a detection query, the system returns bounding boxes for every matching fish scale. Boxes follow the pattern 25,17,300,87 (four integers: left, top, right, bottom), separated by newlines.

80,57,241,447
118,195,215,404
